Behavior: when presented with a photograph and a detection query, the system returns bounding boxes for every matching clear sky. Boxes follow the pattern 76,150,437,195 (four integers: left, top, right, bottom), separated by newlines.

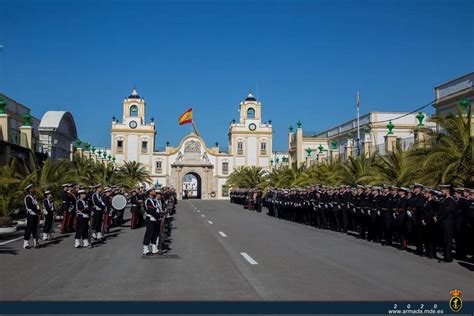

1,0,473,151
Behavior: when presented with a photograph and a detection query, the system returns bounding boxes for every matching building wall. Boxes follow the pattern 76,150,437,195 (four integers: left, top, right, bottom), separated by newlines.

433,72,474,117
110,91,273,199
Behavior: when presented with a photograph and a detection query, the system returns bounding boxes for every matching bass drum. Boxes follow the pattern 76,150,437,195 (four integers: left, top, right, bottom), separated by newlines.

111,194,127,210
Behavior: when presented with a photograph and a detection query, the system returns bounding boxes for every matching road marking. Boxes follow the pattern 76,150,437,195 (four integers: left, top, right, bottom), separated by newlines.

208,220,213,224
201,214,205,217
218,231,227,237
240,252,258,265
0,236,23,246
197,209,200,212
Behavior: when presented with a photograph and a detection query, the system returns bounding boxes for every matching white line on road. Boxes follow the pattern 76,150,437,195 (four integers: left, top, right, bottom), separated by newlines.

208,220,213,224
0,236,23,246
197,210,200,212
240,252,258,265
201,214,205,217
218,231,227,237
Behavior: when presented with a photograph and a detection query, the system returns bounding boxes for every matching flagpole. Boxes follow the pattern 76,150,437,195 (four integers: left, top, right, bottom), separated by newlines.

356,91,361,156
192,120,200,137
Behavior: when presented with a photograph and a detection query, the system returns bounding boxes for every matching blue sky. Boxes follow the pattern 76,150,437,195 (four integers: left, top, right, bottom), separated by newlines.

1,0,473,150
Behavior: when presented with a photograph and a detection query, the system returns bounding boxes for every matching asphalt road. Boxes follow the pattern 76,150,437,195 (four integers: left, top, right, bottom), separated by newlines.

0,200,472,301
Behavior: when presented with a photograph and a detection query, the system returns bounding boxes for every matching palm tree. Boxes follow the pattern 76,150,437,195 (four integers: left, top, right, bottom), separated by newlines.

93,161,121,187
66,156,96,185
0,159,35,218
33,158,70,195
338,154,378,186
226,166,268,189
373,144,418,186
411,107,473,187
306,159,344,186
117,161,152,188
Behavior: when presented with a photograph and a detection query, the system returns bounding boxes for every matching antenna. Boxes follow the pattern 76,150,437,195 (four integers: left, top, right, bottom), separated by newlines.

0,44,5,90
256,81,259,99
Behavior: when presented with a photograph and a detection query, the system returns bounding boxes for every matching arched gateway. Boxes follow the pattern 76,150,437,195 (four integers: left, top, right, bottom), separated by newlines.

183,172,202,199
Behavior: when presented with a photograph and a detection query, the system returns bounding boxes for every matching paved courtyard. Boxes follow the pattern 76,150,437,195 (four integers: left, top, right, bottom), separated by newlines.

0,200,472,301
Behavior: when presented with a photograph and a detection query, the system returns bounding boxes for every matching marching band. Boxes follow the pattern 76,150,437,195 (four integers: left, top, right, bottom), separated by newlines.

22,182,177,255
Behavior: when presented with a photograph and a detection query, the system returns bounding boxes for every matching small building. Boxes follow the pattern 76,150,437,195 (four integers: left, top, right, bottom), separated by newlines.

0,93,79,166
0,93,43,166
433,72,474,117
39,111,78,161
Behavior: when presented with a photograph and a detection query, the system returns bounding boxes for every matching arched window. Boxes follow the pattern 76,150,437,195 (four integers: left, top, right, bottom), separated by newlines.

247,107,255,119
130,105,138,117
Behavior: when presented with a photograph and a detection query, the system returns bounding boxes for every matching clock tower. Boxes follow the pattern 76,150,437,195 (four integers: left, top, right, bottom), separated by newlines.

228,92,273,169
111,88,155,170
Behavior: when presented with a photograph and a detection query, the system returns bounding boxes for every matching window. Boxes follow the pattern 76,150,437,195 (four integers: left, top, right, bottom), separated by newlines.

237,142,243,155
117,140,123,153
222,185,229,197
130,105,138,117
222,162,229,174
247,107,255,119
260,142,267,155
155,161,162,173
141,141,148,153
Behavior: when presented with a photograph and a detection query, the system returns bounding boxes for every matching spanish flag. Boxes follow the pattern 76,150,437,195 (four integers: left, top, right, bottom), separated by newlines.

178,108,193,125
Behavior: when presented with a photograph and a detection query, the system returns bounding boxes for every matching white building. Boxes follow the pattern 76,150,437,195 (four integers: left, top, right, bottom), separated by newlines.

289,111,435,166
110,89,273,199
39,111,78,161
433,72,473,117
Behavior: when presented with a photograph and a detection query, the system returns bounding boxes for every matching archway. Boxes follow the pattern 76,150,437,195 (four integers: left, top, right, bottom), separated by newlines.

182,172,201,199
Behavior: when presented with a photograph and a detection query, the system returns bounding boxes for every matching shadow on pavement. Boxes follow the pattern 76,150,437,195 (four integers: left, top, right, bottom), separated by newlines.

0,245,18,255
40,234,69,248
458,261,474,272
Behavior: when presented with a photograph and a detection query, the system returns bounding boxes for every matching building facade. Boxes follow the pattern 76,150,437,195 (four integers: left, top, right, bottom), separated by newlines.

110,89,273,199
39,111,78,161
0,94,79,165
433,72,474,117
289,111,435,167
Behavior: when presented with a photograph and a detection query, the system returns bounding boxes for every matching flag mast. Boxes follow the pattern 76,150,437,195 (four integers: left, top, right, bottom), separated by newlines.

356,91,361,156
192,120,200,137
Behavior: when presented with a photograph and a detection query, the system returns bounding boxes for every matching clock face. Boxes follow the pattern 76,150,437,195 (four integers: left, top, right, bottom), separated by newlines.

129,121,138,129
249,123,257,131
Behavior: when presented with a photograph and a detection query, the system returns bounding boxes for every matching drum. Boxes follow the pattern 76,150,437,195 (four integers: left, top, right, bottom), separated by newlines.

111,194,127,210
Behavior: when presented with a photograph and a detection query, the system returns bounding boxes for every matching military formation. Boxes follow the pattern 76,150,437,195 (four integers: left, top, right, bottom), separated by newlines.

22,183,177,255
231,184,474,263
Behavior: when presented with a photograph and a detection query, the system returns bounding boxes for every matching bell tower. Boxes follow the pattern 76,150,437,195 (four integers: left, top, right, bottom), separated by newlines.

228,92,272,169
122,88,146,125
239,92,262,123
111,88,155,170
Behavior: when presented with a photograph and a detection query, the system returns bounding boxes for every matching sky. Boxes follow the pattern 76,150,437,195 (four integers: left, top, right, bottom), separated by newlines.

1,0,473,151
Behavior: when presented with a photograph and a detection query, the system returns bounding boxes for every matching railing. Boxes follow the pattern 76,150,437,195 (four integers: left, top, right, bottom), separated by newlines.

9,129,21,145
237,149,243,155
401,136,415,151
370,143,386,155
